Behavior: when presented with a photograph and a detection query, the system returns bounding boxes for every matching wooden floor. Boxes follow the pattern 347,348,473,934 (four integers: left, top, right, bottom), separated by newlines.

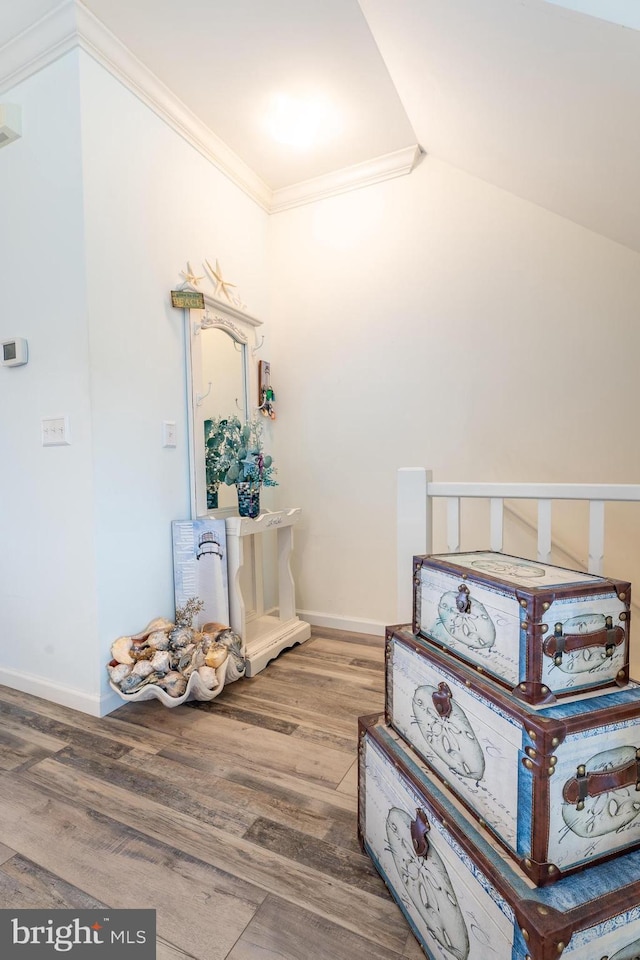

0,628,424,959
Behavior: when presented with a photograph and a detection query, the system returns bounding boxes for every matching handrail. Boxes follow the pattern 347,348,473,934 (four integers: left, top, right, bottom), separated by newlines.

426,481,640,501
397,468,640,623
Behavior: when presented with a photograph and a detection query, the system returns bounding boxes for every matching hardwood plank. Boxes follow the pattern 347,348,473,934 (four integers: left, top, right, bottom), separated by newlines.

169,713,354,789
0,727,62,771
0,685,174,753
242,817,387,898
51,746,257,836
288,725,356,754
154,739,357,815
0,842,16,865
323,813,364,858
0,699,132,759
265,653,385,689
184,700,299,735
220,687,360,740
0,774,265,960
336,759,358,798
296,637,386,663
309,627,384,648
117,749,347,841
221,674,383,727
0,854,106,908
256,657,384,696
0,713,69,753
12,762,408,953
227,894,406,960
108,698,216,737
157,937,200,960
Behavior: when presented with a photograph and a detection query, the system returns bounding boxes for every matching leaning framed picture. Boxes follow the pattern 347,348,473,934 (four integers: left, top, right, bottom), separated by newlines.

172,519,229,628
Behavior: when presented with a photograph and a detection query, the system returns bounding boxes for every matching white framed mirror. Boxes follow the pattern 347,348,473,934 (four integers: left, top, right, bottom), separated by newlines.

186,294,262,517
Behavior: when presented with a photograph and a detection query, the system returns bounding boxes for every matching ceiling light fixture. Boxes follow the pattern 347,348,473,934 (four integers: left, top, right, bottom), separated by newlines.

266,93,340,151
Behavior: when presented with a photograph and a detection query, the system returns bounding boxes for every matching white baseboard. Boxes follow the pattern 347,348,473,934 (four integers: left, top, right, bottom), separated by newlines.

298,610,386,637
0,666,108,717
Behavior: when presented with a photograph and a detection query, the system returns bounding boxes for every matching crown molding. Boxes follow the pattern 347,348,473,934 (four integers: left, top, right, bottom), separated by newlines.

0,1,77,94
270,144,425,213
73,2,273,211
0,0,422,214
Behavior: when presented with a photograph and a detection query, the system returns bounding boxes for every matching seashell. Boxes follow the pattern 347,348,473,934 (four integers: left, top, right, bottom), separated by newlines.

169,626,195,649
192,647,206,670
197,665,218,690
146,630,170,651
202,622,227,638
204,643,228,669
131,617,175,641
130,644,154,661
108,663,132,684
158,671,187,698
213,628,245,682
111,636,134,665
120,671,162,694
132,660,155,678
150,650,170,674
178,648,198,676
216,628,241,651
119,673,145,693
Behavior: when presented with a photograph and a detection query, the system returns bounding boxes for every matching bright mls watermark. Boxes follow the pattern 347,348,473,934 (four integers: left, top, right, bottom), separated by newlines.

0,910,156,957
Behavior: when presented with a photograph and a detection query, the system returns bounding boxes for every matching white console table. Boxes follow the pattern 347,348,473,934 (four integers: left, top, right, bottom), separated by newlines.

225,507,310,677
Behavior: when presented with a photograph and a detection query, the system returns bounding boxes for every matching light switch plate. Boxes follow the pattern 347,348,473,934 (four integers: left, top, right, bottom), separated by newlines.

162,420,177,447
42,416,71,446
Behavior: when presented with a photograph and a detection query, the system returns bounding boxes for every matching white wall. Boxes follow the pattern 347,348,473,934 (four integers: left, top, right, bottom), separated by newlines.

0,53,100,711
78,53,269,712
0,50,270,715
268,157,640,643
4,50,640,711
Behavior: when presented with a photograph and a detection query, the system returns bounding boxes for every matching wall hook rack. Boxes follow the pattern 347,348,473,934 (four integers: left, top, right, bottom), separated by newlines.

196,382,212,406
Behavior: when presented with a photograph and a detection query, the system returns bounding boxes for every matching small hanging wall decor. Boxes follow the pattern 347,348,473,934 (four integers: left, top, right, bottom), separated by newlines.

258,360,276,420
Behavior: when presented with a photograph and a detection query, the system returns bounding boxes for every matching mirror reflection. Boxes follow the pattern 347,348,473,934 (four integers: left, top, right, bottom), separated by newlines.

200,328,246,510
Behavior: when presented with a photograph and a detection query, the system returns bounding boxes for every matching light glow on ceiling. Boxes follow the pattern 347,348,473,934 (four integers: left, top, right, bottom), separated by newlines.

266,93,341,151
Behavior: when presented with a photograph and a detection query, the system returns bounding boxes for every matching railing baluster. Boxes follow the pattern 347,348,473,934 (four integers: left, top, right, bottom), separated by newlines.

447,497,460,553
397,468,431,622
588,501,605,575
490,498,504,552
537,499,552,563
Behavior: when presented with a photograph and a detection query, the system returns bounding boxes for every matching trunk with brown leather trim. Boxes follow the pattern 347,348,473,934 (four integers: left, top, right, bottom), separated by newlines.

359,713,640,960
413,551,630,705
386,625,640,885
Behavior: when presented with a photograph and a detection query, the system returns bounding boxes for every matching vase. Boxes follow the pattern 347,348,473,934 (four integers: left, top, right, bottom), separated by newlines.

206,484,219,510
236,480,261,519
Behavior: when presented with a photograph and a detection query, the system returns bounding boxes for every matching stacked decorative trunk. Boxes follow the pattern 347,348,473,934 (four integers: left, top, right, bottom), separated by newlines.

358,551,640,960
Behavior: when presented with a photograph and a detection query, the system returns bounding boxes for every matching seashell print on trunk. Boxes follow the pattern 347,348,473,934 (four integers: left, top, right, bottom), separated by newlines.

385,807,470,960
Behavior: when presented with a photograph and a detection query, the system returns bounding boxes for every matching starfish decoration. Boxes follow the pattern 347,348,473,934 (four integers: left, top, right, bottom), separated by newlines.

179,261,205,289
205,258,237,302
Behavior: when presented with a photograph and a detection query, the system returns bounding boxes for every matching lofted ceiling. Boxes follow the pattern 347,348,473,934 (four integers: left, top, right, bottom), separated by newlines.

0,0,639,249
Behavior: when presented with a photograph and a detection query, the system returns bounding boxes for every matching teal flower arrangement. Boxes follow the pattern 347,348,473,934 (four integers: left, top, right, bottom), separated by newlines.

204,416,277,512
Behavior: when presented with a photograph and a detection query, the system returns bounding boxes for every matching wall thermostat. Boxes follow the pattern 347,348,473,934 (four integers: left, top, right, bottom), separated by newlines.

1,338,28,366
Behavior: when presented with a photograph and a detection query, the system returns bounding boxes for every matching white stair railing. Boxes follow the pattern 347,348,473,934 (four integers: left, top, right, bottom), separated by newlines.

397,468,640,623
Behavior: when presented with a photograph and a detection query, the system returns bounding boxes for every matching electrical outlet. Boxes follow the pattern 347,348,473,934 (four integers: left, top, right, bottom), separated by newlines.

162,420,177,447
42,417,71,446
